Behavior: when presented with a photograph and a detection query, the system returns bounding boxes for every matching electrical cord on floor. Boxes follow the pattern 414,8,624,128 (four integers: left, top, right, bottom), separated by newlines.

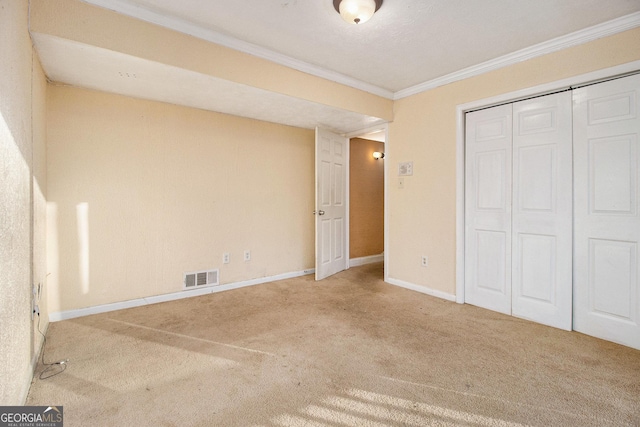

36,312,69,380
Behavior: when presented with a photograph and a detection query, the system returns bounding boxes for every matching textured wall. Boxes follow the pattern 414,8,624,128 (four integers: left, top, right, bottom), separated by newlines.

349,138,384,259
32,54,49,363
388,28,640,296
0,0,47,405
47,86,315,313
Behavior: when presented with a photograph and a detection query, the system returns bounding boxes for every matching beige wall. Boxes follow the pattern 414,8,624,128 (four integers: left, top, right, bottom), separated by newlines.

0,0,48,405
349,138,384,259
387,28,640,296
30,0,394,122
2,1,637,404
46,86,315,312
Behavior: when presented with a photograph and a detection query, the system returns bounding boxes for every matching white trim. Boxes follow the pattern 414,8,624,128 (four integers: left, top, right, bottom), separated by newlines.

386,277,456,302
346,135,351,269
314,127,320,279
344,123,389,139
350,253,384,267
455,105,466,305
80,2,639,101
48,268,315,322
81,0,394,99
395,12,640,100
455,60,640,306
383,125,389,283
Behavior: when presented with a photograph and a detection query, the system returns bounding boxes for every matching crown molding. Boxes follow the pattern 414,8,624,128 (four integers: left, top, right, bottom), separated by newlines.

78,2,640,102
394,11,640,100
80,0,395,99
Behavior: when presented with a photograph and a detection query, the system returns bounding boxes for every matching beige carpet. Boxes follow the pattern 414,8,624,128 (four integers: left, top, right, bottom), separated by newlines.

27,263,640,426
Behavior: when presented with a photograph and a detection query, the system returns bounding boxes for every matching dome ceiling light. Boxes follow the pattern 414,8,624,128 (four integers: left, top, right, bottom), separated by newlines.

333,0,383,25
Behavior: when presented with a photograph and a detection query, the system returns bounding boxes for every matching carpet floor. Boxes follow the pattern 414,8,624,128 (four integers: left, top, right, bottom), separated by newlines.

27,262,640,426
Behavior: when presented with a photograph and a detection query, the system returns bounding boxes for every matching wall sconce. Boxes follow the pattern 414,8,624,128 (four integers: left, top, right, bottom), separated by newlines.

333,0,383,25
373,151,385,160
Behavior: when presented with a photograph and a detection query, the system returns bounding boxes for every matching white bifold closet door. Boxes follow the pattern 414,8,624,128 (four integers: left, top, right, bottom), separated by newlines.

573,74,640,350
511,92,573,330
465,92,573,330
465,104,513,315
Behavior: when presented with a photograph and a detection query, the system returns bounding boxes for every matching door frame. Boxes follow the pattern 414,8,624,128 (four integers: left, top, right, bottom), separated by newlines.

344,122,389,282
455,60,640,304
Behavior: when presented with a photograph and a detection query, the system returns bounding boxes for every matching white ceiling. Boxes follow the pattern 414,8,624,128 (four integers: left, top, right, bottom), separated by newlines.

32,0,640,133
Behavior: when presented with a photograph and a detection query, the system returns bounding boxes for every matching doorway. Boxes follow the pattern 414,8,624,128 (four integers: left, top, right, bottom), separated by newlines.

314,125,388,281
349,131,385,268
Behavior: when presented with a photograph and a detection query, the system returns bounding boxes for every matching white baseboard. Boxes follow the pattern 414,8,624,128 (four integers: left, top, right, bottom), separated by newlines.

349,253,384,267
49,268,315,322
386,277,456,302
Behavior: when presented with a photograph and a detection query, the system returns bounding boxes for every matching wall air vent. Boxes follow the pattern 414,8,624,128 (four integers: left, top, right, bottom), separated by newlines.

183,269,219,290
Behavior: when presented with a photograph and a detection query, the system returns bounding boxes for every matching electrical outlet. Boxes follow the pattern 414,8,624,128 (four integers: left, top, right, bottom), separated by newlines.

244,250,251,262
31,284,37,320
223,253,230,264
421,255,428,267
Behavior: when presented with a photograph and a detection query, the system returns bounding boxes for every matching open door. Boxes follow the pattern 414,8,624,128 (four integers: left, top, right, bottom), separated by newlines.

315,127,348,280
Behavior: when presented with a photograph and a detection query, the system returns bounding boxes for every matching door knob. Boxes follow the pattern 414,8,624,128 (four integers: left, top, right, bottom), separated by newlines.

318,210,325,215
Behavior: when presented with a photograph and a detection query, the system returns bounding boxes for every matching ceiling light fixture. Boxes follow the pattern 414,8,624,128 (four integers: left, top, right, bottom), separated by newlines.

333,0,383,25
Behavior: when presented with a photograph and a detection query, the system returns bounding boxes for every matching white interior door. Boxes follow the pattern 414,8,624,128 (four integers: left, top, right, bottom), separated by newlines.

573,74,640,350
511,92,573,330
315,127,348,280
465,104,513,315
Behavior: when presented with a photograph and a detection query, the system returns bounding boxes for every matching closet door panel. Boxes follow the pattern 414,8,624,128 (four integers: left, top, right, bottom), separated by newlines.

511,92,573,330
465,104,513,315
574,74,640,349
